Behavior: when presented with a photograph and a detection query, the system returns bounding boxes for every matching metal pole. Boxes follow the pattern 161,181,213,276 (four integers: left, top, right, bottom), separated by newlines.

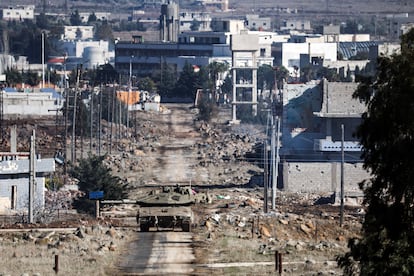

98,85,102,156
271,115,276,210
264,140,268,213
90,89,93,153
29,130,35,223
41,33,45,89
71,66,81,162
126,56,133,134
274,116,281,209
340,124,344,227
64,76,68,183
110,84,115,154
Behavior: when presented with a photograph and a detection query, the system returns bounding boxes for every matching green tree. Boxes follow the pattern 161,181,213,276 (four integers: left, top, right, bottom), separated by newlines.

273,65,289,89
197,96,217,122
87,12,97,23
95,21,113,41
207,61,229,102
190,19,201,31
94,63,118,85
137,77,156,92
5,69,22,87
257,64,275,91
36,12,49,29
338,29,414,275
173,62,200,99
70,10,82,26
70,154,129,214
156,61,176,97
23,70,41,87
221,74,232,96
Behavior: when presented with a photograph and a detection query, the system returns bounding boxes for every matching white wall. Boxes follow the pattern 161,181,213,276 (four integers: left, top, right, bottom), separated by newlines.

1,5,34,21
2,92,62,117
282,42,337,73
0,177,45,212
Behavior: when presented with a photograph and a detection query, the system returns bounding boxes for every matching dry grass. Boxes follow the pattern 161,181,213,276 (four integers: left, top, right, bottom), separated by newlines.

0,227,134,276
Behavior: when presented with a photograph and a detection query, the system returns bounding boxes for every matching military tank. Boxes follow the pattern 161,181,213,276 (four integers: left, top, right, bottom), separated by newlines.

136,185,195,232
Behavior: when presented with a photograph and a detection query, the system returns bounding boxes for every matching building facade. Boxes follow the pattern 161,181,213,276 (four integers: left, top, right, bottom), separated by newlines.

0,5,34,21
63,26,94,40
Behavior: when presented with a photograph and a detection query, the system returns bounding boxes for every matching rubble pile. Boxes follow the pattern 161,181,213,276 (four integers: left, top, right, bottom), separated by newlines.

193,189,362,274
196,122,258,166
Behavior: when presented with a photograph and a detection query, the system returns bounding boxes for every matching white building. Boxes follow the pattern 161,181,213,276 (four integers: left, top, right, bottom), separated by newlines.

280,42,337,74
245,14,272,31
1,5,34,21
280,19,312,32
0,156,55,213
78,12,111,23
59,40,114,69
63,26,94,40
1,90,63,117
179,12,212,32
211,19,245,33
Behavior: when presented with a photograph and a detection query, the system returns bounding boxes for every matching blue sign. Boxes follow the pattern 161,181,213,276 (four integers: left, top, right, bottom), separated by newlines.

89,191,104,200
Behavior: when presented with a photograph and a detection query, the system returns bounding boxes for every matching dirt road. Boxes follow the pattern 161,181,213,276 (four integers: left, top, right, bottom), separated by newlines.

113,104,202,275
115,231,195,275
149,104,203,184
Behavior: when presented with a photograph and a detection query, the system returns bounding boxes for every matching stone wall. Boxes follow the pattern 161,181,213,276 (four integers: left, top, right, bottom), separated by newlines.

282,161,370,196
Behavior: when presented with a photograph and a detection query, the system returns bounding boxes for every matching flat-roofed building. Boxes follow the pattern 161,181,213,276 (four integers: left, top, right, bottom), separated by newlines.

1,5,34,21
63,26,94,40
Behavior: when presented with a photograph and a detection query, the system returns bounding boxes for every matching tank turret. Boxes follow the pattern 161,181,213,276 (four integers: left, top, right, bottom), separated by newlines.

136,185,195,232
137,185,195,207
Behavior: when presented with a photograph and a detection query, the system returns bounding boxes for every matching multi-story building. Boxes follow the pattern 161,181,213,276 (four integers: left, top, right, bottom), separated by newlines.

280,80,369,197
115,26,274,78
386,13,412,41
272,40,337,75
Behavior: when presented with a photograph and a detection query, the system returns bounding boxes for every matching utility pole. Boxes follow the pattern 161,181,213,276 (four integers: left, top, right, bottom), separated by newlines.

110,84,115,154
63,55,68,184
90,89,93,153
264,140,268,213
98,84,102,156
274,116,281,208
126,56,133,135
271,115,276,210
29,130,36,224
41,32,45,89
340,124,345,227
71,65,81,162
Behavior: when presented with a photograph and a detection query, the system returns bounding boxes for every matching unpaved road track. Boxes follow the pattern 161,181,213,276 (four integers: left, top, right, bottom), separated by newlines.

131,104,210,185
115,104,198,275
115,231,195,275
